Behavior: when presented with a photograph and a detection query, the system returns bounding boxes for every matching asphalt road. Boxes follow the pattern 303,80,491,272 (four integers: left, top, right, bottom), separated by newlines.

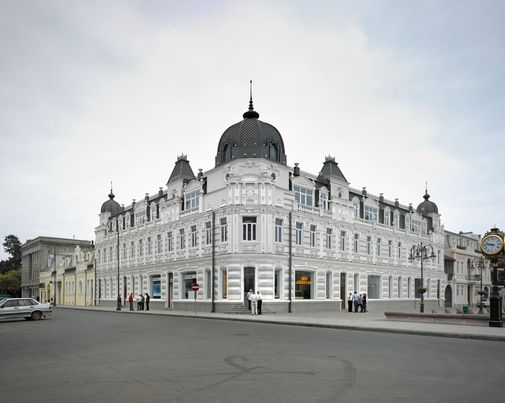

0,308,504,403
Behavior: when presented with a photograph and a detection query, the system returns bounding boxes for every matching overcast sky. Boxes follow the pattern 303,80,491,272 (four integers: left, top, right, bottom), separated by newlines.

1,0,504,260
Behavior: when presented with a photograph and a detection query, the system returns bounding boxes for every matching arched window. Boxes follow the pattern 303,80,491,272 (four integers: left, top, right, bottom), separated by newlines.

269,142,279,161
222,144,231,163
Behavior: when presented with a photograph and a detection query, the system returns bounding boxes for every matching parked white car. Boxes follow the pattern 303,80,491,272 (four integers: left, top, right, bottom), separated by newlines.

0,298,52,321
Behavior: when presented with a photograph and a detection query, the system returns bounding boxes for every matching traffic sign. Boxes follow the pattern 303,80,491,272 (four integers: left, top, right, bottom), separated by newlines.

192,283,200,292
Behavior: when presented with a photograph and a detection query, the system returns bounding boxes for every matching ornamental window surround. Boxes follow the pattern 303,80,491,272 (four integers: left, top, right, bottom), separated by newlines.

167,231,173,252
384,210,391,226
179,228,185,249
366,236,372,255
319,192,329,210
294,186,313,206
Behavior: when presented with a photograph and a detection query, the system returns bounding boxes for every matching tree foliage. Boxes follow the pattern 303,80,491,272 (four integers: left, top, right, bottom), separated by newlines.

0,235,22,274
0,269,21,297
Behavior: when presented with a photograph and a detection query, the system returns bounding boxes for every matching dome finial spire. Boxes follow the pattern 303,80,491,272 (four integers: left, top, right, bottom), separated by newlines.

243,80,259,119
424,181,430,200
109,181,115,199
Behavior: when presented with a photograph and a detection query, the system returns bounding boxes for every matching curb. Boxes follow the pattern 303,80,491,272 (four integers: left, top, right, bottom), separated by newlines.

56,306,505,342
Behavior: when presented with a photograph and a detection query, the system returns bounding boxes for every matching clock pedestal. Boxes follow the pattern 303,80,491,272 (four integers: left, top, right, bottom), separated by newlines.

489,263,503,327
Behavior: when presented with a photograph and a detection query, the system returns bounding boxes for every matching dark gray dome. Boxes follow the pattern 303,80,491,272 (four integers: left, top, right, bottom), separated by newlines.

416,191,438,215
101,192,122,216
215,101,287,167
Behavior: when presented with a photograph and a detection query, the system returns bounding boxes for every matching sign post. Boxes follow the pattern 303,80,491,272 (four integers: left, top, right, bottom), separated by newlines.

192,282,200,317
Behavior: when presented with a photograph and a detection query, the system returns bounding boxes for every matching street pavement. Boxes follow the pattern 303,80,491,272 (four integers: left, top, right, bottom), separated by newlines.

59,304,505,342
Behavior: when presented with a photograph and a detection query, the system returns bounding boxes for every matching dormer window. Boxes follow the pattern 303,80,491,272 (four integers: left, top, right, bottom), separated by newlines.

410,219,421,233
364,205,378,222
185,190,199,210
352,203,359,218
319,192,329,210
294,186,313,206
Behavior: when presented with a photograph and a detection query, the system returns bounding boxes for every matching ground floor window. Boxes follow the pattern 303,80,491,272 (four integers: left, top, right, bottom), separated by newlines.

183,271,197,299
367,275,380,299
295,271,313,299
274,269,282,299
221,269,228,299
151,275,161,299
414,278,423,298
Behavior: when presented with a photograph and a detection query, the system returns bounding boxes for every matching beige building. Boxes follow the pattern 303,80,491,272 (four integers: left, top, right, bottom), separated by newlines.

444,230,491,310
21,236,92,302
39,245,95,306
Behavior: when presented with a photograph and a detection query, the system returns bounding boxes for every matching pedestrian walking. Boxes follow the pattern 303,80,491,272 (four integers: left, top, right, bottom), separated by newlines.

347,292,353,312
145,293,150,311
250,292,258,315
128,293,134,311
352,291,360,312
256,290,263,315
360,293,367,313
140,293,145,311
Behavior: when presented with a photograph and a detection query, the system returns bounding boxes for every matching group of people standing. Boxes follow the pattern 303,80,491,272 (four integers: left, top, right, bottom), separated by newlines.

247,289,263,315
348,291,367,313
128,292,150,311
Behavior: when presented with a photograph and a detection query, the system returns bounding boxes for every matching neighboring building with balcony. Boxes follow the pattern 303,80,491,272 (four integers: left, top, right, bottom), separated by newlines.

39,245,95,306
21,236,92,301
95,93,447,313
444,230,491,310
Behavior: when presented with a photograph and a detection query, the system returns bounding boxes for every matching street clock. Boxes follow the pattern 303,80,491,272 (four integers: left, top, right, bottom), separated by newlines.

480,229,504,257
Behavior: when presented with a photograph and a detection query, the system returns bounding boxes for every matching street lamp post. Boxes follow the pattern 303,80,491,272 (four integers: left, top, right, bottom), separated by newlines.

116,218,121,311
409,242,436,313
473,257,486,314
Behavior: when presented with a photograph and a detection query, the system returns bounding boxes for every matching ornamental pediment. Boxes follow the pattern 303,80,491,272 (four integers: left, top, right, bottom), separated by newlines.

290,176,314,188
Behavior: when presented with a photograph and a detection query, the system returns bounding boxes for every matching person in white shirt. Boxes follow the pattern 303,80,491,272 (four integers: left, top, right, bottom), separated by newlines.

247,289,253,310
250,292,258,315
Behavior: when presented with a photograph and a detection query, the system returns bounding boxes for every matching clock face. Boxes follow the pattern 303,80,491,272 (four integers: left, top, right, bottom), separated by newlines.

481,235,504,256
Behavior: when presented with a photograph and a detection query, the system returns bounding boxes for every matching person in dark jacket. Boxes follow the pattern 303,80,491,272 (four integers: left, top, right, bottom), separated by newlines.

145,293,150,311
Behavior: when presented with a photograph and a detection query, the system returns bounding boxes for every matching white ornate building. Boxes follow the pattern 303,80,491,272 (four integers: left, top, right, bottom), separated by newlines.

95,93,447,312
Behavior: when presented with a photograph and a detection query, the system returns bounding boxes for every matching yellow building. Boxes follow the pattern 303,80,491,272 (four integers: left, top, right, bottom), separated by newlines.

40,245,95,306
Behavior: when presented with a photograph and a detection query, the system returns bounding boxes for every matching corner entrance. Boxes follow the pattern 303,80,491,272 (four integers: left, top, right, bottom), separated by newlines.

244,267,255,304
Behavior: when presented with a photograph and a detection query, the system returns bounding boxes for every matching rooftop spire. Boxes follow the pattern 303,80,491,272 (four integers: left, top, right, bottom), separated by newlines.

243,79,259,119
424,181,430,200
109,181,115,199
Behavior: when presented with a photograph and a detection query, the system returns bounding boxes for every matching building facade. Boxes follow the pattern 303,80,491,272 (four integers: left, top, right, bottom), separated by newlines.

21,237,92,301
95,95,447,313
39,245,96,306
444,230,491,310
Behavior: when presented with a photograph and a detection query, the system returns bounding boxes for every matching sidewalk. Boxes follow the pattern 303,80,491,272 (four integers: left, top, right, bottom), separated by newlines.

57,305,505,342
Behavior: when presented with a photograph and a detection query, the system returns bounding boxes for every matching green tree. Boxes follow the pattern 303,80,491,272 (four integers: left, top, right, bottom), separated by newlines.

0,269,21,297
0,235,22,274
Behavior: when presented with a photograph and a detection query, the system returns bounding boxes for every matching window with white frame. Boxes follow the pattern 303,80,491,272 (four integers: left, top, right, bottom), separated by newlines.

325,228,332,249
398,242,402,259
205,221,212,245
275,218,283,243
310,224,316,247
340,230,346,251
139,239,144,257
242,217,257,241
167,231,173,252
185,190,199,210
156,234,162,254
220,218,228,242
366,236,371,255
295,222,303,245
191,225,198,248
319,192,328,210
377,238,381,256
384,210,391,226
354,233,359,253
130,241,135,258
364,205,378,222
388,240,392,257
147,237,152,255
352,203,359,218
137,209,145,225
294,186,313,206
